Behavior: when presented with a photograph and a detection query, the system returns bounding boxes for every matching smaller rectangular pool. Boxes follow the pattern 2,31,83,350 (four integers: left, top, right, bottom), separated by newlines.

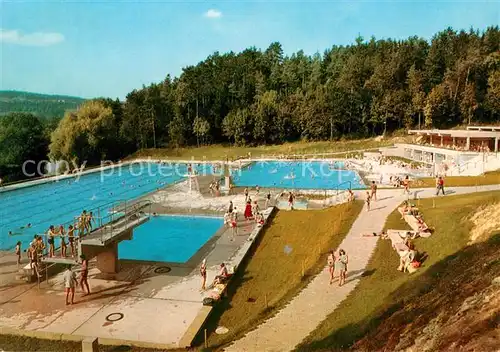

231,161,365,190
118,215,223,263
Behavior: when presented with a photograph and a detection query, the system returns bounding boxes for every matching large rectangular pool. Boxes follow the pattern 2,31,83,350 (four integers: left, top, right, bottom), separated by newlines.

118,215,223,263
0,162,207,251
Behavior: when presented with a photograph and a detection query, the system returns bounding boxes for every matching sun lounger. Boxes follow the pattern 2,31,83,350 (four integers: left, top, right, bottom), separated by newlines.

397,207,431,236
386,230,415,257
203,275,234,305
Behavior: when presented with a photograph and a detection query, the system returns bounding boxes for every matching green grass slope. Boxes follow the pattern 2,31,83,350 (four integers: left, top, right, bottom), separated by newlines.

297,191,500,351
0,90,86,119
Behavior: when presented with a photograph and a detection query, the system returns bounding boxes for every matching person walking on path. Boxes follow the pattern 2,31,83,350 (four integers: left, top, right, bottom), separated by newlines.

365,191,371,211
327,250,336,285
403,176,410,195
335,249,348,287
436,176,445,196
370,181,378,201
63,265,78,305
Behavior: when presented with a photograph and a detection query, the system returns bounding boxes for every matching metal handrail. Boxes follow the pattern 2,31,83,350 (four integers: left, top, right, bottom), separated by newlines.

89,199,152,244
38,199,152,262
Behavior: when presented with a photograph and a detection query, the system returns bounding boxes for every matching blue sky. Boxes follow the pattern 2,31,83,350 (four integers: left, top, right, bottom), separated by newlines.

1,1,498,100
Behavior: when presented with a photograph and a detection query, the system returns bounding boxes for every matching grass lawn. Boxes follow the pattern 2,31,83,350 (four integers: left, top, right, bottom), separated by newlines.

0,335,176,352
128,137,406,161
297,190,500,351
415,170,500,188
199,201,364,350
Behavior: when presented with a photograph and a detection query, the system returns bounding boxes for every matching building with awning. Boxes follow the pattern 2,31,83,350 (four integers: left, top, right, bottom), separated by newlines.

408,127,500,152
379,126,500,176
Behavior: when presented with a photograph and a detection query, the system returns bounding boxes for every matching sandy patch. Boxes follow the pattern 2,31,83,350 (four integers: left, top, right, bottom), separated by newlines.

469,202,500,243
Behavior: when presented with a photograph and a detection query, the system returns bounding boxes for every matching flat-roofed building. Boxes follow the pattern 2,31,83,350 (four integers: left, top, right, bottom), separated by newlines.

408,128,500,152
380,127,500,176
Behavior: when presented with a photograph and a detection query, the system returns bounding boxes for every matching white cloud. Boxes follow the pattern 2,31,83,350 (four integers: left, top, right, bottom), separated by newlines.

204,9,222,19
0,28,64,47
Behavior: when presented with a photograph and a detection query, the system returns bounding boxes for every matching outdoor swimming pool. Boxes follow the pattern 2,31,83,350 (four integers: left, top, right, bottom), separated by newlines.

232,161,365,190
0,162,197,250
118,215,223,263
0,160,364,252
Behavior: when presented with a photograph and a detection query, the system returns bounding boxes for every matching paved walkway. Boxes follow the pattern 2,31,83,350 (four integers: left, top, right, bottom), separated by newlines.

224,185,500,352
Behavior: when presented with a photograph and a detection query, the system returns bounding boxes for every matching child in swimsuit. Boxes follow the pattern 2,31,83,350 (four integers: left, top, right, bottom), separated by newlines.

15,241,21,266
200,259,207,290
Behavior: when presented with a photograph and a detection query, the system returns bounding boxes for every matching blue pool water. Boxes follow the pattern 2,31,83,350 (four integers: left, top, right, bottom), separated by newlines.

232,161,365,190
118,215,222,263
0,160,364,252
0,162,212,251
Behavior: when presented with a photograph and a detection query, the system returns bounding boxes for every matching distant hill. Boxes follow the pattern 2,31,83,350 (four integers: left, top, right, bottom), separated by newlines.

0,90,86,119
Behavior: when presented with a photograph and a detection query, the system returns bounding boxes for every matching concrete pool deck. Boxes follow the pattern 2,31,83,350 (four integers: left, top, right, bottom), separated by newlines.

0,197,275,349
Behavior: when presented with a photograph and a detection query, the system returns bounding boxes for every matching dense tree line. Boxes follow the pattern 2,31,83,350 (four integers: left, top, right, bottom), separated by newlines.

0,91,85,120
2,27,500,182
105,26,498,152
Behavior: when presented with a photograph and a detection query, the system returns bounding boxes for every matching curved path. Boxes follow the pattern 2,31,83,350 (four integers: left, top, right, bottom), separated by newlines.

224,185,500,352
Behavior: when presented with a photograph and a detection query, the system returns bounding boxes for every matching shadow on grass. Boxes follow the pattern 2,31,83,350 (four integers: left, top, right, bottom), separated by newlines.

296,233,500,351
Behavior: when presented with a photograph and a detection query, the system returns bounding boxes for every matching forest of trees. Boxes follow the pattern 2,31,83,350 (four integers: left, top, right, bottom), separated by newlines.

1,27,500,181
113,26,499,148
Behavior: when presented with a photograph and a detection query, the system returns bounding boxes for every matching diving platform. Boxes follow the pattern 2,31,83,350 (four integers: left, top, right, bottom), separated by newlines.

80,212,149,246
41,200,152,275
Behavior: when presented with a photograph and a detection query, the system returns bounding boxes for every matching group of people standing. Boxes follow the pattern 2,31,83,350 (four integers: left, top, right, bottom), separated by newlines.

12,208,94,305
223,186,271,240
327,249,349,287
46,210,94,259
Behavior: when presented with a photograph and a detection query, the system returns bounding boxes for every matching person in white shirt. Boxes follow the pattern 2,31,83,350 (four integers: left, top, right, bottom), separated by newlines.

63,265,77,305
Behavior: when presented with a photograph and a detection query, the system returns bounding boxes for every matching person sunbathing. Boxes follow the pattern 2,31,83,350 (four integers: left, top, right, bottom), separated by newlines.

401,202,419,218
362,231,388,239
416,215,429,232
255,212,265,226
212,263,230,286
